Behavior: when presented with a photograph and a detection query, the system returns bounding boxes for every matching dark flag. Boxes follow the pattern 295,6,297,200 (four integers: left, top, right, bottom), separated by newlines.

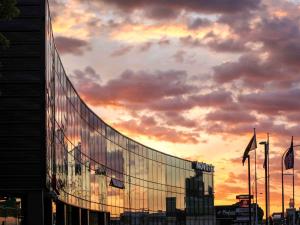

284,136,294,170
242,132,257,165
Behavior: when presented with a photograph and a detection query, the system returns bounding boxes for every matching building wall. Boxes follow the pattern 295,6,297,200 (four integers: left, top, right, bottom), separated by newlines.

45,3,215,225
0,0,46,192
0,1,47,224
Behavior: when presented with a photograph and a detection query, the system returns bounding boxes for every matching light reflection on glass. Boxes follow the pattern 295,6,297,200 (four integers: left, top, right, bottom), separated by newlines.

45,2,215,224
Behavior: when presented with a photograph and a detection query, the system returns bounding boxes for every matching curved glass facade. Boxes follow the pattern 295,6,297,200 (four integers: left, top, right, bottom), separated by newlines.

45,3,215,225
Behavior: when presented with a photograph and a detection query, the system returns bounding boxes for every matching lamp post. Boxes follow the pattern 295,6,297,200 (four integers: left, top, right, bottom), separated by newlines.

281,144,300,224
260,141,268,225
251,177,264,225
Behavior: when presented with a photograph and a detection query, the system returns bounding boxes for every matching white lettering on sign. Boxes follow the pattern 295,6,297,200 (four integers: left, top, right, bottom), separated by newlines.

192,162,214,172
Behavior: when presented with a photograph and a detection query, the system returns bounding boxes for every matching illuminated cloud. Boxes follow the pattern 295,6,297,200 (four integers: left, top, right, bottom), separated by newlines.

113,117,200,144
109,23,224,43
71,69,198,107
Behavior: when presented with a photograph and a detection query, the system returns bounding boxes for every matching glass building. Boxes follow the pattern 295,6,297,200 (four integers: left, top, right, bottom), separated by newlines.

0,0,215,224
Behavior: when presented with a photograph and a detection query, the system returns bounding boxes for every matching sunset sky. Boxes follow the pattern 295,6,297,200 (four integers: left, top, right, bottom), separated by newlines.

49,0,300,214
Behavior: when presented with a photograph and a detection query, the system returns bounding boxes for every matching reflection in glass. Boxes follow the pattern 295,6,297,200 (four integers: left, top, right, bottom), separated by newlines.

45,2,215,224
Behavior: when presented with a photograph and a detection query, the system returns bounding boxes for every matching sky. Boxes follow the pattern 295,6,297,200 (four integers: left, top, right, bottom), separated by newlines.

49,0,300,214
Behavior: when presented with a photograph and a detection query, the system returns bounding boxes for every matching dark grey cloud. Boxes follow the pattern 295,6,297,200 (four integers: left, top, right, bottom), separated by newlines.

207,39,248,53
213,54,277,86
188,17,212,30
144,6,178,20
71,66,101,83
252,17,300,67
55,36,91,55
98,0,261,15
190,90,233,107
238,88,300,115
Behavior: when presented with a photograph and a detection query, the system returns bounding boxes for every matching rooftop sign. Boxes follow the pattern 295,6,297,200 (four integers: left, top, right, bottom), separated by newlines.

192,161,214,172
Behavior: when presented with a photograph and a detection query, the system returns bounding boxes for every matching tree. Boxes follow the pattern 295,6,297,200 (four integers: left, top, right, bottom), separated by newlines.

0,0,20,48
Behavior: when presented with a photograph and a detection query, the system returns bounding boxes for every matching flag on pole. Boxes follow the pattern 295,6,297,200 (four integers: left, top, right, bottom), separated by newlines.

242,131,257,165
284,136,294,170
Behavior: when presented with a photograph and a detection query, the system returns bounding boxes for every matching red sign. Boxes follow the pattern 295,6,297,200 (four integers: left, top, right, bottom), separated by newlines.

239,199,250,208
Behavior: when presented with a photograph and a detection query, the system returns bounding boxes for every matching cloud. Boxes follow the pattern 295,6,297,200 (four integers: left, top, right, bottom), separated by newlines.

139,42,153,52
238,89,300,115
206,110,257,124
144,6,178,20
114,116,200,144
190,90,233,107
213,54,299,88
187,17,212,30
110,45,133,57
180,34,248,53
180,35,202,47
98,0,261,16
207,38,248,53
212,12,300,88
158,38,171,46
54,36,91,55
252,17,300,68
71,66,101,83
161,111,198,128
173,50,186,63
73,69,198,107
71,67,237,115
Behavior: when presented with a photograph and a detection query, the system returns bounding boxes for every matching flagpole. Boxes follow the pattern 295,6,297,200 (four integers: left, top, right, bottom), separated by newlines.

248,155,252,225
267,133,270,224
282,146,290,224
255,148,258,225
254,129,258,225
292,136,295,209
293,166,295,207
281,140,294,224
264,142,269,225
260,140,269,225
282,150,285,224
242,130,257,225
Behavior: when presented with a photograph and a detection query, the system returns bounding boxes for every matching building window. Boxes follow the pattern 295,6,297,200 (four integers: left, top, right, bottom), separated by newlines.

0,196,24,225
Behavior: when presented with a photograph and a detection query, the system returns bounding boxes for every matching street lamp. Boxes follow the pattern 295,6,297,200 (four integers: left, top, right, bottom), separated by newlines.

281,147,290,224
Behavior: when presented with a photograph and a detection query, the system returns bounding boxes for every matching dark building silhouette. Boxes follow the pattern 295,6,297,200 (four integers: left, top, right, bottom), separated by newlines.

0,0,215,225
215,203,263,225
